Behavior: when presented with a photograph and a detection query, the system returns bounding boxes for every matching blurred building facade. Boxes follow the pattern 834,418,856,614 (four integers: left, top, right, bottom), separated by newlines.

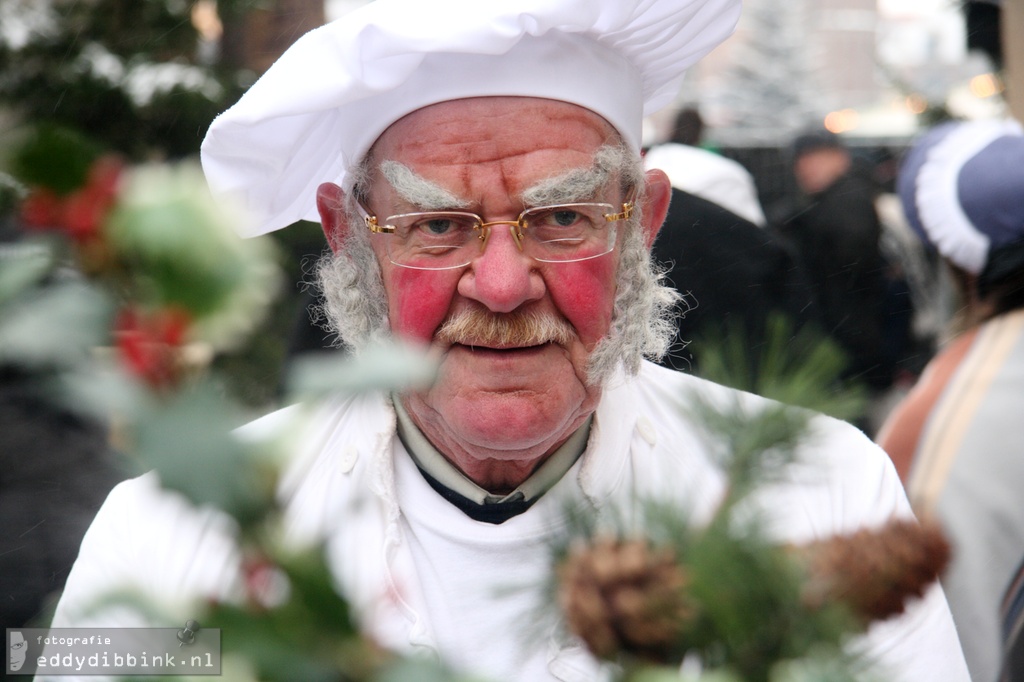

649,0,1004,148
223,0,325,74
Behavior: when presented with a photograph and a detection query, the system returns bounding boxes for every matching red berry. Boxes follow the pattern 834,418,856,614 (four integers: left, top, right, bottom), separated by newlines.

20,188,65,229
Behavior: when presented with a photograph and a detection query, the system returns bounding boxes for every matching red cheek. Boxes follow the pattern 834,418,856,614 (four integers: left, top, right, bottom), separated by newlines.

388,268,460,342
545,258,617,345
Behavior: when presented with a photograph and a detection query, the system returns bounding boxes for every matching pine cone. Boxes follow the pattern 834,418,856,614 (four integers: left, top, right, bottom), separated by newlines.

796,518,951,623
557,536,695,662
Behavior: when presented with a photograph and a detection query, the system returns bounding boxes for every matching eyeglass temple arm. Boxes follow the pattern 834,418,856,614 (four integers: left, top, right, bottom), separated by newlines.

365,215,395,234
605,201,633,222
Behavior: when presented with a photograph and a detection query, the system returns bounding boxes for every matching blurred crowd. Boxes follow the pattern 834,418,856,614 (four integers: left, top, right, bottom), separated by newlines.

643,108,1024,681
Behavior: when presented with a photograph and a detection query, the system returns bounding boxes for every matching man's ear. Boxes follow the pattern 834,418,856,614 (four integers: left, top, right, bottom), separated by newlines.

639,168,672,250
316,182,350,253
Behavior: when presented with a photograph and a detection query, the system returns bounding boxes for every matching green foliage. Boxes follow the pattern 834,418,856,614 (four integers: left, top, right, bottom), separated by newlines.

687,398,810,512
549,392,868,682
0,0,316,410
285,342,438,400
0,244,114,371
675,394,861,680
205,548,366,682
680,519,851,682
692,315,867,423
629,669,741,682
0,238,54,304
104,161,283,352
0,239,128,432
0,0,252,160
210,218,327,408
129,378,278,527
7,125,102,196
0,166,467,681
0,279,113,368
107,193,247,316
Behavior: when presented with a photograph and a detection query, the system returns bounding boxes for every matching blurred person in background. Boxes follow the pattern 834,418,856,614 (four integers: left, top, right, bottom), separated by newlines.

773,129,909,430
649,185,821,375
644,109,821,378
875,118,1024,682
644,107,767,227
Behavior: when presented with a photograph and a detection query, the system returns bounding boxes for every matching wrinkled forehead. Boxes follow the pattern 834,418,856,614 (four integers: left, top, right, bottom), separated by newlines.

357,96,624,196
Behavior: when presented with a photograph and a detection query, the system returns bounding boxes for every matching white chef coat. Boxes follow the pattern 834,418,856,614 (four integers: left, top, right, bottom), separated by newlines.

51,361,970,681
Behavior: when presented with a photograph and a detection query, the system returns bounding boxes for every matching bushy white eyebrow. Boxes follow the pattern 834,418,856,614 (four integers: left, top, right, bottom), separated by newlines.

380,160,469,210
379,144,628,212
520,145,627,206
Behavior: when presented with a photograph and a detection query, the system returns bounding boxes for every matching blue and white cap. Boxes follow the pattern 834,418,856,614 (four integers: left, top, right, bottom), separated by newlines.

898,118,1024,280
200,0,741,237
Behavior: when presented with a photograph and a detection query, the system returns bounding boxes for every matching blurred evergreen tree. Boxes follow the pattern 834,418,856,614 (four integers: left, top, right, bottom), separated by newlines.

715,0,823,146
0,0,329,410
0,0,270,161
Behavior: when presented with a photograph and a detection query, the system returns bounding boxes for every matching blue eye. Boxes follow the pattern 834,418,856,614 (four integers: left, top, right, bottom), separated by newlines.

528,205,600,231
551,210,580,226
403,214,477,239
422,218,455,235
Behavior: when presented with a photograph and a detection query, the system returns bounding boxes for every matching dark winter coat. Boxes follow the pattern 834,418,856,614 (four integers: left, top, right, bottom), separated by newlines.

652,188,821,374
774,170,892,389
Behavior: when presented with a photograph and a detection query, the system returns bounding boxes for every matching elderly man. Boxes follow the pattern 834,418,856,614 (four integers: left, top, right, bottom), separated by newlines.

51,0,970,680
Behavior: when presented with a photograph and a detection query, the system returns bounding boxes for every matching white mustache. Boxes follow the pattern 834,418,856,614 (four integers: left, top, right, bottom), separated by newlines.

435,308,576,347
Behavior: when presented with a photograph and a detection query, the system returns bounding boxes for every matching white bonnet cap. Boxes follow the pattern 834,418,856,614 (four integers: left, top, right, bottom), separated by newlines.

898,118,1024,276
200,0,741,237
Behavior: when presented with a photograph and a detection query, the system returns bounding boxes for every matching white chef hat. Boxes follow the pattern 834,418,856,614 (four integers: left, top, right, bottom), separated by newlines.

200,0,741,237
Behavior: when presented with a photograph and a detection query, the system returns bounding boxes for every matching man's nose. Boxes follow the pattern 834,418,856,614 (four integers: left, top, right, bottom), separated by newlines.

456,224,544,313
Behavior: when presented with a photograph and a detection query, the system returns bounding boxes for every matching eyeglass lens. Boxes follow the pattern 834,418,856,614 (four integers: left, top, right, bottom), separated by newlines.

383,203,618,269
